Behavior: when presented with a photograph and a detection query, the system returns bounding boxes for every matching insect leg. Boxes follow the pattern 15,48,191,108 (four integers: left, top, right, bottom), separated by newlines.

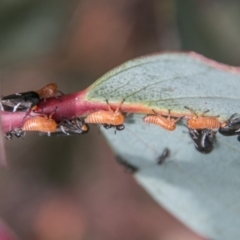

167,109,171,120
60,125,69,135
151,109,158,115
57,90,64,96
49,106,58,119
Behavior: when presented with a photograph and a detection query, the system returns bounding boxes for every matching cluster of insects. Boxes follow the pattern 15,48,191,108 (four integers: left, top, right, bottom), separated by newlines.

143,106,240,154
86,101,240,155
1,84,240,155
1,83,89,139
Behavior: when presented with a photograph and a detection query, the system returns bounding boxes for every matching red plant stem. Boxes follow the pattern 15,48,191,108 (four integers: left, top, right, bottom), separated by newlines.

0,88,186,133
1,89,88,132
0,89,134,133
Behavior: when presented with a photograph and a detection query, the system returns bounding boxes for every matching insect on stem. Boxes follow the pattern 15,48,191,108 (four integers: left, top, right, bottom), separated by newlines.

143,109,181,131
85,100,125,132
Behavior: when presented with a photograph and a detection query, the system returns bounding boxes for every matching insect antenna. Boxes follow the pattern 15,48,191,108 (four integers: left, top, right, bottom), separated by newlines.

184,106,198,116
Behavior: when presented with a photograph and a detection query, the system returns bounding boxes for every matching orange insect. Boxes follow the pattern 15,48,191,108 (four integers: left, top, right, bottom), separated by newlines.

85,100,125,126
143,109,181,131
22,111,57,133
185,106,220,130
35,83,63,101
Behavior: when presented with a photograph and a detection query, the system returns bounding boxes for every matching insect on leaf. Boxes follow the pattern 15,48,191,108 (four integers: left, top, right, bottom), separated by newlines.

85,52,240,240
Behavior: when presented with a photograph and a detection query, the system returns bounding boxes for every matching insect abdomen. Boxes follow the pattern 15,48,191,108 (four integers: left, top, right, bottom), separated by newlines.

143,115,176,131
188,117,220,129
85,111,106,124
85,111,124,125
23,117,57,132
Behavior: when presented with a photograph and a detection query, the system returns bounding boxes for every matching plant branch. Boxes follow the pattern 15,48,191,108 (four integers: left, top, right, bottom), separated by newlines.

0,88,160,133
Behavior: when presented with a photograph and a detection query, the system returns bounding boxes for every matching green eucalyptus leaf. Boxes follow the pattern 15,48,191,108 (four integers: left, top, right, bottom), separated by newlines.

87,52,240,240
86,52,240,120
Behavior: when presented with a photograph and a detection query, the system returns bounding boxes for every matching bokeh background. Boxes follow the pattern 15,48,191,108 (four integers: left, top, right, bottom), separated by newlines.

1,1,240,239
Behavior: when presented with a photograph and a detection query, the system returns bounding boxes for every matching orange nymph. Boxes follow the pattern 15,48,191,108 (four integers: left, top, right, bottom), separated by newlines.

22,111,57,132
85,100,125,126
35,83,63,101
185,106,220,130
143,109,181,131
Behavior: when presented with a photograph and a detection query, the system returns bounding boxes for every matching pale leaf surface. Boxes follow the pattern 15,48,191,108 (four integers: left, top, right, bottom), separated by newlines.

86,52,240,240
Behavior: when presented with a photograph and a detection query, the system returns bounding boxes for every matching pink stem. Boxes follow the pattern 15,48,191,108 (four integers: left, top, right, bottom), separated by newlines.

0,88,141,133
1,89,89,132
0,87,184,133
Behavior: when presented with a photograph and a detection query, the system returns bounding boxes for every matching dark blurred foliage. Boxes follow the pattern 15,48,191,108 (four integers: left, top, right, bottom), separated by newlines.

176,0,240,65
0,0,239,239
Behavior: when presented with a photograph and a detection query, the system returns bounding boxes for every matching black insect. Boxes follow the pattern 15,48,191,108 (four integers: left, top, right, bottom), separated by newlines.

188,128,216,154
219,113,240,136
5,128,25,140
40,118,89,136
0,91,40,112
158,148,169,164
115,155,138,173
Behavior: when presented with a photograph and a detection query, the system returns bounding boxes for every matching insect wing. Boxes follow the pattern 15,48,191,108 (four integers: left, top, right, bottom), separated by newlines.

219,113,240,136
58,118,89,135
226,113,240,125
189,129,214,154
200,130,214,153
189,129,200,146
39,118,89,136
1,91,40,112
1,96,28,112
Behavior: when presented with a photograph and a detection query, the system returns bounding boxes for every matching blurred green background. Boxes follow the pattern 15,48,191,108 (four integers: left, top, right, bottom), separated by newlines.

1,1,240,240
